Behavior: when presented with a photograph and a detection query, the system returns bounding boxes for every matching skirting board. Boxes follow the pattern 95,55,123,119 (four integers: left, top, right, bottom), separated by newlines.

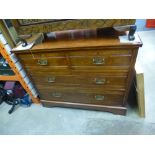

41,100,127,115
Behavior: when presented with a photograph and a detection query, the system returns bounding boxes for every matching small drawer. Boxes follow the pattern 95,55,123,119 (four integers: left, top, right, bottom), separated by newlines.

17,51,67,67
70,55,131,67
18,57,67,67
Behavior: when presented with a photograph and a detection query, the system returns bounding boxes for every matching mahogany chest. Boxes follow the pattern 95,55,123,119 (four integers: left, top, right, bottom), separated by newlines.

13,32,142,115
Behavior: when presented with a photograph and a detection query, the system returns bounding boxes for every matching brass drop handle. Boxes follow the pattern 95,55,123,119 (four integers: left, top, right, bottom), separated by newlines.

95,95,105,101
38,59,48,66
94,78,106,85
52,92,62,98
93,57,105,65
47,77,55,83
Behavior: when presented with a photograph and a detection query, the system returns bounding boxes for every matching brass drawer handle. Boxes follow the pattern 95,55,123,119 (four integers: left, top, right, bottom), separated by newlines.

38,59,48,66
94,78,106,85
95,95,104,101
47,77,55,83
52,92,62,98
93,57,105,65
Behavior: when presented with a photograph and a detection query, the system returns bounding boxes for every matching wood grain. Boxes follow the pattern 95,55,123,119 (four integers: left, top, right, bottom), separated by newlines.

13,31,142,115
30,73,127,90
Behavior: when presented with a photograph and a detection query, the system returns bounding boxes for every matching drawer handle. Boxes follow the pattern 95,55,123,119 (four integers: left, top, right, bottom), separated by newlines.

95,95,104,101
47,77,55,83
52,92,62,98
93,57,105,65
38,59,48,66
94,78,106,85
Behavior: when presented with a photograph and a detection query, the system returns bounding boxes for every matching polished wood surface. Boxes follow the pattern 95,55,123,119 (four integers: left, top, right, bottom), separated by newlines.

17,55,131,68
29,73,127,89
13,32,142,115
13,36,142,53
38,86,124,106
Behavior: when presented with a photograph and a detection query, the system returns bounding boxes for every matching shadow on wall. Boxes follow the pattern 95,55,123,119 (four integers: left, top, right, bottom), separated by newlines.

136,19,155,31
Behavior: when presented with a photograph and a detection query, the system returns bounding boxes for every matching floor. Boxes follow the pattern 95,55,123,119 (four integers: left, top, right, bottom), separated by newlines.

0,30,155,135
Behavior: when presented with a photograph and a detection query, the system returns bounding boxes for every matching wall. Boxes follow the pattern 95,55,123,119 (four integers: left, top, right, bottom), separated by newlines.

136,19,155,31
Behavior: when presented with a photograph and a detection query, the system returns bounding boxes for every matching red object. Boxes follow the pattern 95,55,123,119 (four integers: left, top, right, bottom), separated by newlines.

146,19,155,28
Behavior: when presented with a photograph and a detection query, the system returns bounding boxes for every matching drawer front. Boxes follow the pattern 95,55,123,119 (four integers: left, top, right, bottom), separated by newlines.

30,73,127,89
19,57,67,67
19,58,130,73
70,55,131,67
38,87,124,106
16,49,132,70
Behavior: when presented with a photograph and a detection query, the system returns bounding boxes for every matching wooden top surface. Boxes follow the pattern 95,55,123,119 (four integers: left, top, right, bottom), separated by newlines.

12,31,142,53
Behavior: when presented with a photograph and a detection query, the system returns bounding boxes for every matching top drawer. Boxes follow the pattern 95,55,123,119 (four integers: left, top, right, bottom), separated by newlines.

16,49,132,70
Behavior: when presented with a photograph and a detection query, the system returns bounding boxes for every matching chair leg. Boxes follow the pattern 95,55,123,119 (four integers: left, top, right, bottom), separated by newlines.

8,99,20,114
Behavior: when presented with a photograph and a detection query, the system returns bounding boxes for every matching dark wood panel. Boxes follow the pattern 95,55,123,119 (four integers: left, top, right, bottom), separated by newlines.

36,86,125,106
38,87,124,106
42,100,127,115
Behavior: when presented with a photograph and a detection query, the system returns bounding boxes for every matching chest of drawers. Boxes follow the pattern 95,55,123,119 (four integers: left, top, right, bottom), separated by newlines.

13,33,142,115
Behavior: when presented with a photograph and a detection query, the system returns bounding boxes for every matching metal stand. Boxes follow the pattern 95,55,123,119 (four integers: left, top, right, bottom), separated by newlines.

0,41,40,104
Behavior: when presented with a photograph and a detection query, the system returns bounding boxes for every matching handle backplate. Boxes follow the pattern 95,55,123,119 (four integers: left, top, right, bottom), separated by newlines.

95,95,105,101
93,57,105,65
94,78,106,85
38,59,48,66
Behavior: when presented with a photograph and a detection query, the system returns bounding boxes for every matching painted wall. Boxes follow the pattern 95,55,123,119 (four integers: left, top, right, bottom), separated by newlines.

136,19,155,31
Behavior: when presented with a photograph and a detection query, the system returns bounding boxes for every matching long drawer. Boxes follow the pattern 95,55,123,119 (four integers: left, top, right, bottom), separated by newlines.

37,86,125,106
29,73,127,89
17,49,132,70
18,55,131,67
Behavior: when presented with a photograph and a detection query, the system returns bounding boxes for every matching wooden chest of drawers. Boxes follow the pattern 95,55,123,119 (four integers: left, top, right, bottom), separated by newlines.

13,32,142,115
